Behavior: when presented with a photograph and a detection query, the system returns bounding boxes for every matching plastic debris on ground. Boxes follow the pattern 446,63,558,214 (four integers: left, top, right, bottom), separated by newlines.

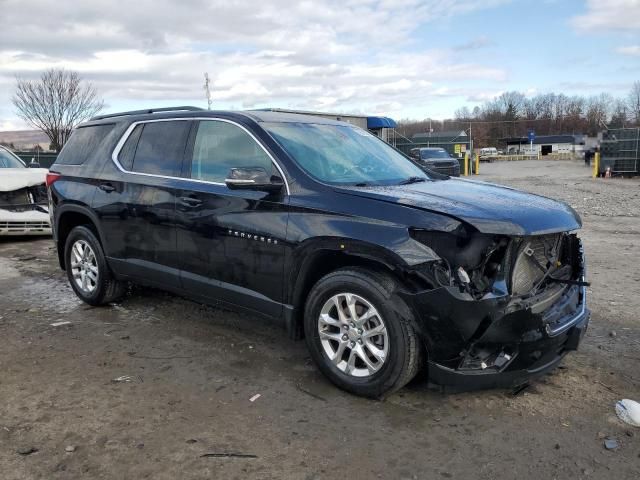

615,399,640,427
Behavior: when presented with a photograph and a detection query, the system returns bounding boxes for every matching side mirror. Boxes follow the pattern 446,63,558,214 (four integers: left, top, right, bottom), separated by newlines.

29,159,41,168
225,167,284,192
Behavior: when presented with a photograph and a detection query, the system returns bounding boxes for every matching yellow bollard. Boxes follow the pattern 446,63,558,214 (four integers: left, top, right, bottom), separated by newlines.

474,153,480,175
592,152,600,178
464,152,469,176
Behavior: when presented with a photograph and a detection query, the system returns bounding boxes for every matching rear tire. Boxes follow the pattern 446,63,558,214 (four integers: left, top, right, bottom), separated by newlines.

64,225,125,305
304,267,422,398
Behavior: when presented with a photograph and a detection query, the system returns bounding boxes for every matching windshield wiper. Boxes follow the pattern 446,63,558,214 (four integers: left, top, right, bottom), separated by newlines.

398,176,426,185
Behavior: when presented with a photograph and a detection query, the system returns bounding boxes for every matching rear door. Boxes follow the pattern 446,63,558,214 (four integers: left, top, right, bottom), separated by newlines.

175,119,289,317
93,119,191,288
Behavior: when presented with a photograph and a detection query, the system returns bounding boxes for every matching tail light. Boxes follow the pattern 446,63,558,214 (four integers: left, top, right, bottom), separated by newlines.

46,172,62,187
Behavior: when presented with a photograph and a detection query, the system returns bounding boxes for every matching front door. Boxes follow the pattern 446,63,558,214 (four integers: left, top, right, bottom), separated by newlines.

175,119,289,317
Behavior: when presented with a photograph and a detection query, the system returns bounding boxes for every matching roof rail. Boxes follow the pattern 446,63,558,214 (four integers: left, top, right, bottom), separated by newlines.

90,106,204,121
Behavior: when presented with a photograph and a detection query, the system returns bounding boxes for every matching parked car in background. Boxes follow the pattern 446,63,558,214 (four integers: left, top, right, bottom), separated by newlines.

479,147,498,162
48,107,589,398
0,145,51,236
409,147,460,176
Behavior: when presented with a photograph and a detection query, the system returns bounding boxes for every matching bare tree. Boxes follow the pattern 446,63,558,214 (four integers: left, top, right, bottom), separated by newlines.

397,85,640,149
454,106,471,120
522,97,537,120
12,69,104,152
610,99,629,128
497,91,525,118
585,94,612,133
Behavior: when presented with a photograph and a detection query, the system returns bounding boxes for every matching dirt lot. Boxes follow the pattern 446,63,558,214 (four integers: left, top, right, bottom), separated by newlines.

1,160,639,479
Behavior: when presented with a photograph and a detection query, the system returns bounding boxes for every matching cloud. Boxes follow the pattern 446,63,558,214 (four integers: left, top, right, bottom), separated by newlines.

571,0,640,32
0,119,21,131
617,45,640,56
0,0,513,126
452,36,493,51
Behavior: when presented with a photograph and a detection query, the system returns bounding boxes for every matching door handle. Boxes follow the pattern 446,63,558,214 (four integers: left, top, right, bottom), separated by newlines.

99,183,116,193
179,196,203,207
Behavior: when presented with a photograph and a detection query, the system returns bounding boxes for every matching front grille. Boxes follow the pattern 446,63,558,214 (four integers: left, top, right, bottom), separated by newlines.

511,234,562,296
433,164,459,176
0,189,32,211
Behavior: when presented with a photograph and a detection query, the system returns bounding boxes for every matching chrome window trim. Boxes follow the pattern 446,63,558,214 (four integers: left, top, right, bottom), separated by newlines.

110,117,290,195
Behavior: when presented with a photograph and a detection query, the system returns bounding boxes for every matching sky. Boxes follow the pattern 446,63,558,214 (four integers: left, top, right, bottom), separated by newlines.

0,0,639,130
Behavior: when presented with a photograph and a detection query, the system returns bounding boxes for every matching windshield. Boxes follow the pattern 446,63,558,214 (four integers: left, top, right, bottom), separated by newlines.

421,149,450,160
0,148,26,168
264,122,428,185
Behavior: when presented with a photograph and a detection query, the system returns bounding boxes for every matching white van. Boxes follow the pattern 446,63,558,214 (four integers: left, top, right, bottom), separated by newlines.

479,147,498,162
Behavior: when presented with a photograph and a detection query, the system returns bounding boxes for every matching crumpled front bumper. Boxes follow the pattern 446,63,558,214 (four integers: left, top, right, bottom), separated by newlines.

399,282,590,391
0,207,52,236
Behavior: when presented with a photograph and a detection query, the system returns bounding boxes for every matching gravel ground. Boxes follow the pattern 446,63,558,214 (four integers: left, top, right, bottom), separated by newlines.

1,159,639,479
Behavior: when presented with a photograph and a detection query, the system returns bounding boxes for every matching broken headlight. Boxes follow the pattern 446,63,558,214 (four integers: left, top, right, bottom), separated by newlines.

409,227,510,297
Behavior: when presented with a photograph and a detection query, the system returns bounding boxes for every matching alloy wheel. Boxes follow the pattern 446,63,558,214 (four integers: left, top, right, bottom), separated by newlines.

70,239,99,294
318,293,389,377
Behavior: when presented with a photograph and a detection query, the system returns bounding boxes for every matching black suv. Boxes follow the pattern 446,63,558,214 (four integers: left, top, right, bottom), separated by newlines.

48,107,589,397
409,147,461,176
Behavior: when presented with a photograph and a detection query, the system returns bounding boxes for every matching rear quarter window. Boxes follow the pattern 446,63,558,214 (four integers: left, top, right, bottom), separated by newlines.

117,124,143,171
55,124,115,165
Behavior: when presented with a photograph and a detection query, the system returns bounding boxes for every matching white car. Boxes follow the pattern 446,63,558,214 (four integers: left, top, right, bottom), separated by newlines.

0,145,52,236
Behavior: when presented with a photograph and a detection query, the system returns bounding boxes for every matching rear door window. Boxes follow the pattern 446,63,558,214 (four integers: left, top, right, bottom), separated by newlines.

131,121,191,176
190,120,273,183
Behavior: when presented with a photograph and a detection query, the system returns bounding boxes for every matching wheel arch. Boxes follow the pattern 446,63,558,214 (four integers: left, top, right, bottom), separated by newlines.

286,239,429,339
55,205,105,270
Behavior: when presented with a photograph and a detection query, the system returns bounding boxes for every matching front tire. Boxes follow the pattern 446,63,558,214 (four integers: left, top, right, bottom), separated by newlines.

64,225,125,305
304,268,422,398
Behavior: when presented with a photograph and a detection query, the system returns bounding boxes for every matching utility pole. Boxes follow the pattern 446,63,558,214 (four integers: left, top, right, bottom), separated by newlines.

203,73,212,110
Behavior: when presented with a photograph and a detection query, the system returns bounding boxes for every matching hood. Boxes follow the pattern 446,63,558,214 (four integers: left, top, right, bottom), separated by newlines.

0,168,48,192
334,178,581,236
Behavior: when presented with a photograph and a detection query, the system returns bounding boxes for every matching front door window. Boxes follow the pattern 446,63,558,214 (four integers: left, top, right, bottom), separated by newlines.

191,121,273,183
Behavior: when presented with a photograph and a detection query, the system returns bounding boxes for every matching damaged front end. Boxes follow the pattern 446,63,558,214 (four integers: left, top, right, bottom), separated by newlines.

0,184,51,236
402,226,589,390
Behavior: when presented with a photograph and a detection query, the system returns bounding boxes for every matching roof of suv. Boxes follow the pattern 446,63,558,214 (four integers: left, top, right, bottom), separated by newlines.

84,106,348,128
